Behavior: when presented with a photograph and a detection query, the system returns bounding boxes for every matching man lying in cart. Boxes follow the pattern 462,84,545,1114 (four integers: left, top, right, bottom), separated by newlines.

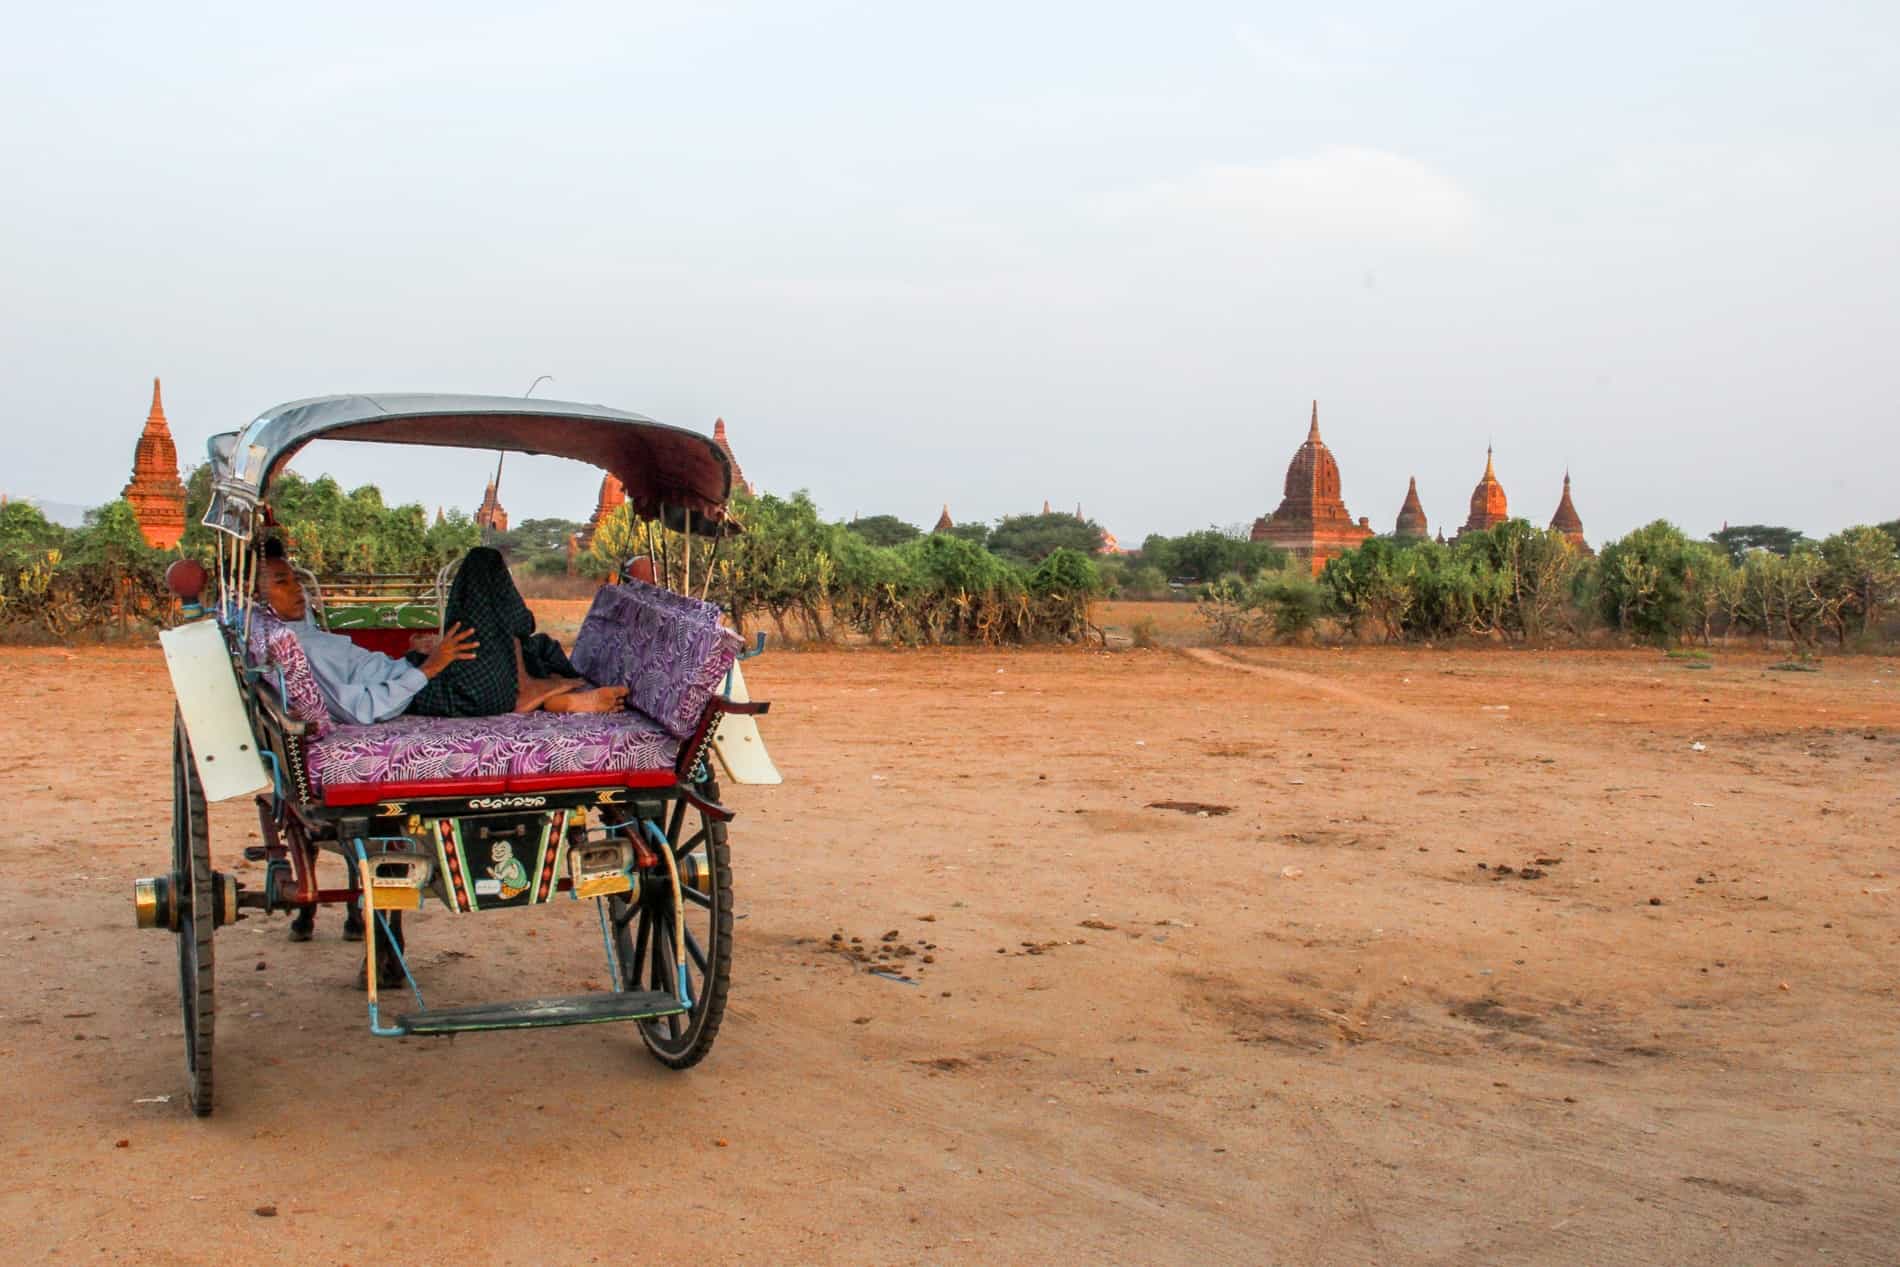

257,540,629,721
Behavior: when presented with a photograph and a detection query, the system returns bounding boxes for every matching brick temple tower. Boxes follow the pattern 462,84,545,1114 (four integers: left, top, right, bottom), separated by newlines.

712,418,756,496
1394,476,1429,540
589,472,626,535
1456,447,1510,539
1249,401,1373,575
474,478,508,534
123,378,188,548
933,504,954,533
1548,471,1590,554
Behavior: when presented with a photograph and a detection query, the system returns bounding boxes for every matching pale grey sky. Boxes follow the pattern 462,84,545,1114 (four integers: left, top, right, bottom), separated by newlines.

2,1,1895,544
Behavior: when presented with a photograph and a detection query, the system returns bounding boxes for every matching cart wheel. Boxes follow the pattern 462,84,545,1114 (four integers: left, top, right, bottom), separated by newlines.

172,713,216,1116
610,780,733,1069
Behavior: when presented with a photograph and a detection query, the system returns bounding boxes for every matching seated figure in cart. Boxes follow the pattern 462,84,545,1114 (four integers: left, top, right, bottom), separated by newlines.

255,539,632,943
135,393,780,1118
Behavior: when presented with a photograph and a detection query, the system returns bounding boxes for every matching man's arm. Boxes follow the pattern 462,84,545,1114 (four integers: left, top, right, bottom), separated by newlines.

298,623,479,724
297,627,429,724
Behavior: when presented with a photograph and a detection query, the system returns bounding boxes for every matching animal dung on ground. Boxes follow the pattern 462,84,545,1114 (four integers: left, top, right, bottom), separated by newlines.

1145,801,1234,816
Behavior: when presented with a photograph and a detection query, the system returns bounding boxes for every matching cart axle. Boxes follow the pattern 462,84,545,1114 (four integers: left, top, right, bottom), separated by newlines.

133,871,240,931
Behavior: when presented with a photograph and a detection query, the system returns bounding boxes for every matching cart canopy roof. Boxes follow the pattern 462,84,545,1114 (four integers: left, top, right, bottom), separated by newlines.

203,393,733,537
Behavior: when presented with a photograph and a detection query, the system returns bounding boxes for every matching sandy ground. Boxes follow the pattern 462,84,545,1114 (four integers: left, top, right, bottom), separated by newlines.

3,639,1898,1265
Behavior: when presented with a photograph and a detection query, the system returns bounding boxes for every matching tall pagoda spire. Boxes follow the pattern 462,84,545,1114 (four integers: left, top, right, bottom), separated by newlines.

1457,444,1509,539
123,377,188,548
474,477,508,534
1248,398,1372,574
712,418,756,496
934,504,954,534
1394,476,1428,539
1548,470,1590,554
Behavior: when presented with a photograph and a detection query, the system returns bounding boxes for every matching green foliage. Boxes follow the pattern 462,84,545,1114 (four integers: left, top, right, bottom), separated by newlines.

1878,520,1900,554
1595,520,1710,642
0,501,69,571
0,500,168,636
1258,570,1326,639
988,512,1105,564
70,500,160,571
845,514,922,547
492,517,585,575
1140,527,1285,582
1710,523,1807,565
945,522,992,550
267,472,477,574
1818,525,1900,640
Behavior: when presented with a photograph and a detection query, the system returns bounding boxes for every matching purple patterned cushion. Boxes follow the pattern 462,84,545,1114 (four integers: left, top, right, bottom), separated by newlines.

305,710,681,792
570,581,742,740
244,612,336,739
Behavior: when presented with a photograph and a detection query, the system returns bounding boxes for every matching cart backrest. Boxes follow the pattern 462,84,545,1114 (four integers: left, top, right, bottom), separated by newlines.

244,615,337,738
570,580,742,740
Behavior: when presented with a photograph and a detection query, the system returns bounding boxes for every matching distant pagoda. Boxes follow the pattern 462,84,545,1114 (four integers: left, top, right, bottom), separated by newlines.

1394,476,1429,540
933,504,954,533
589,472,626,534
1548,472,1590,554
1249,401,1373,575
123,378,188,548
1456,447,1509,539
474,478,508,534
712,418,757,496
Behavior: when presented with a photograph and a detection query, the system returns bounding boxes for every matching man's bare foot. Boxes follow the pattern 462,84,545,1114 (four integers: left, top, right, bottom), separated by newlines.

543,685,630,714
514,676,585,713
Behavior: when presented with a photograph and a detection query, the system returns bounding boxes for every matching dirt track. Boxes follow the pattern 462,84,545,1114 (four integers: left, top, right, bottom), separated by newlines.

4,641,1898,1264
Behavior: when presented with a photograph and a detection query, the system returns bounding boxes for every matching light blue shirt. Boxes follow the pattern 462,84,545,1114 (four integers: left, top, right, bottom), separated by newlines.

286,615,430,724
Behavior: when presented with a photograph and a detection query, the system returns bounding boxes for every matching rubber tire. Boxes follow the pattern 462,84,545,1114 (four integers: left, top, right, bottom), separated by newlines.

173,713,216,1117
614,782,733,1069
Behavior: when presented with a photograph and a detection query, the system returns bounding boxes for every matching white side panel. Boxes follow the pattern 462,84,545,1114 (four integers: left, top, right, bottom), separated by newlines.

710,661,782,786
160,620,270,802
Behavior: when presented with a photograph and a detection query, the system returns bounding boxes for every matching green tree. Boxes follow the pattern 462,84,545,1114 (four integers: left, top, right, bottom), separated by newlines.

0,501,69,571
844,514,922,547
1320,537,1414,640
1140,527,1285,581
988,512,1105,564
1596,520,1718,642
1710,523,1807,565
1818,525,1900,642
945,522,992,550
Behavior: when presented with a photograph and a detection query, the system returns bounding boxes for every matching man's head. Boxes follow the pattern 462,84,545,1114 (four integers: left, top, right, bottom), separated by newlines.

256,540,307,620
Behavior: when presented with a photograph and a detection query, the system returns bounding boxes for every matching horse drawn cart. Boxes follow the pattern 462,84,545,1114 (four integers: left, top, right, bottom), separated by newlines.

132,394,777,1116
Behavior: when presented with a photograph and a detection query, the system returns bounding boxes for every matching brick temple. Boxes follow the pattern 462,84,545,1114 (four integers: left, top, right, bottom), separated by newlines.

474,477,508,534
713,418,757,496
123,378,188,548
1394,477,1429,540
1455,447,1510,539
1549,472,1590,554
1250,402,1373,574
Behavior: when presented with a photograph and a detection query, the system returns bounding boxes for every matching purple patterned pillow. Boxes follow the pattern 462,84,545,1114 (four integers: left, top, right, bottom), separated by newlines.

571,581,741,740
245,612,335,739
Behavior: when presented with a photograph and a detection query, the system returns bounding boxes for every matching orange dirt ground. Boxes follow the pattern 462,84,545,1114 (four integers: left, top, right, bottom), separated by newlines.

3,640,1898,1264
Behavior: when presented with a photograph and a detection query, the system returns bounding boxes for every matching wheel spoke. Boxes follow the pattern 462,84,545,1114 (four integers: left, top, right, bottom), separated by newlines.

684,926,707,973
682,884,711,909
630,910,650,989
664,799,687,848
675,827,706,858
